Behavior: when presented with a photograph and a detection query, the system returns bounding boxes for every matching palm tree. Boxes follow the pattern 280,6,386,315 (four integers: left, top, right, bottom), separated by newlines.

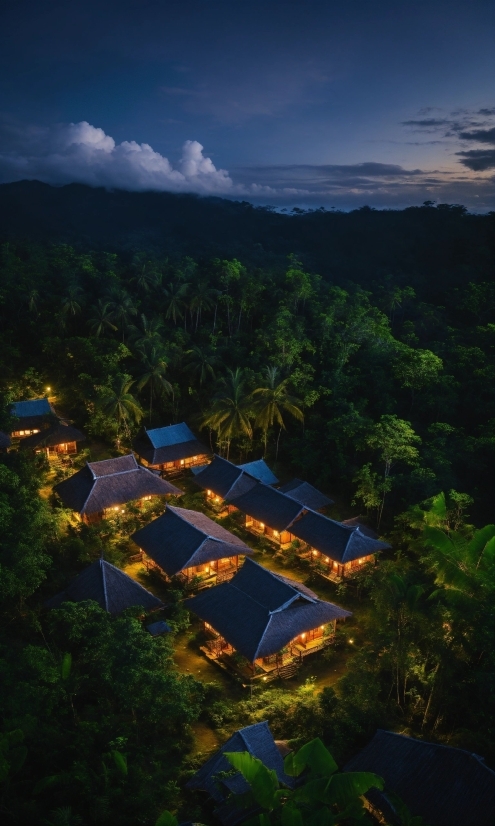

136,345,173,423
87,300,117,337
97,376,143,446
27,289,40,314
106,289,137,341
250,366,304,458
202,368,252,459
184,345,218,386
60,284,84,319
188,281,219,331
130,256,161,293
128,314,164,349
163,281,189,325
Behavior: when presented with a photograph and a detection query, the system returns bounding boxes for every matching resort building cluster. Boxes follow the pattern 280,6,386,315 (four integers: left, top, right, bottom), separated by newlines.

3,397,389,682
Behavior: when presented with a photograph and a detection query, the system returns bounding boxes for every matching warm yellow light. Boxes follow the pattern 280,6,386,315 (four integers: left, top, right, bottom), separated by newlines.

207,489,212,496
114,506,119,511
359,557,364,564
260,522,264,529
320,626,324,630
180,460,185,465
274,530,279,537
312,550,317,556
301,633,306,639
46,386,51,392
349,638,354,644
325,557,329,563
215,496,220,502
263,676,267,681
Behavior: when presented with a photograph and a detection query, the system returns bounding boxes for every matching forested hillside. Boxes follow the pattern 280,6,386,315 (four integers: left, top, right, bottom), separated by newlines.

0,189,493,825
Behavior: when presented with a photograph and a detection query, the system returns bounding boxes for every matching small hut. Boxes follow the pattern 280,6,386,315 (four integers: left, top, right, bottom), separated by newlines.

20,422,85,457
46,558,163,615
54,453,182,522
132,422,209,473
131,505,253,586
186,558,351,679
344,730,495,826
278,478,334,512
10,398,57,438
289,510,390,581
186,721,295,824
193,455,278,510
229,482,305,545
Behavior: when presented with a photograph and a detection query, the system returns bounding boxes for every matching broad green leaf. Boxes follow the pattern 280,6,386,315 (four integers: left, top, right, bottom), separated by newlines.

111,749,128,777
155,811,178,826
425,492,446,526
225,752,279,810
323,772,383,807
61,652,72,681
284,738,338,778
423,526,454,554
281,801,304,826
290,777,330,804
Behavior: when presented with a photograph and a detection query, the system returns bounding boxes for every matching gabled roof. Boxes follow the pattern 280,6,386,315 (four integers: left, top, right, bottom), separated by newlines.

54,453,182,515
11,398,54,418
192,455,259,500
20,422,85,449
344,729,495,826
229,482,305,532
133,422,209,465
131,505,252,577
237,459,279,485
186,721,295,802
278,478,334,511
290,510,390,563
341,516,379,539
46,558,163,615
185,558,351,661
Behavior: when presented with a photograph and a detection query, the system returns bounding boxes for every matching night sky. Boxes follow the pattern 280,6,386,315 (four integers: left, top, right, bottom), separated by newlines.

1,0,494,209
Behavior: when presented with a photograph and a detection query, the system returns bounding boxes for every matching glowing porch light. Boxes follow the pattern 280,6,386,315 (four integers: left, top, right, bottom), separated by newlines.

207,489,212,496
325,556,329,562
46,386,51,392
260,522,264,528
349,638,354,644
312,550,317,556
274,530,279,537
301,633,306,639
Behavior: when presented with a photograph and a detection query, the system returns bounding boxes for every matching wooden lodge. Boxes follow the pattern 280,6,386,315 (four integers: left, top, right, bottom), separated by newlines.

46,557,163,615
185,558,351,680
192,454,278,510
132,422,209,474
10,398,57,438
228,482,306,545
20,422,86,457
289,510,390,581
131,505,253,588
186,721,295,824
53,453,182,522
278,478,334,512
344,730,495,826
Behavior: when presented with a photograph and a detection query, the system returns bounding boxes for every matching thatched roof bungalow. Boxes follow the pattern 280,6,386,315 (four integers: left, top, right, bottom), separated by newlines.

20,422,85,456
344,729,495,826
46,558,163,615
186,558,351,678
132,422,209,472
131,505,253,585
290,510,390,581
54,453,181,522
186,721,295,824
229,482,306,545
11,398,57,437
192,454,276,509
278,478,334,511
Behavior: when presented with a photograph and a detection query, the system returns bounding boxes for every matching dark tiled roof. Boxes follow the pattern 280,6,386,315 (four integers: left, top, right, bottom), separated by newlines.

20,422,85,449
185,558,351,661
0,431,11,448
341,517,379,539
187,721,295,803
237,459,279,485
229,482,305,531
278,478,334,510
46,558,163,615
344,730,495,826
54,453,182,515
192,455,258,500
133,422,209,465
291,510,390,563
11,398,54,418
146,620,172,635
131,505,252,577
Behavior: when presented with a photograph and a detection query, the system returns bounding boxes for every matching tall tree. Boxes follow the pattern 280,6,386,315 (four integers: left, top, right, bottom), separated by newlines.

97,376,143,445
136,345,173,423
162,282,189,325
251,366,304,457
106,289,137,341
87,300,117,338
202,368,252,459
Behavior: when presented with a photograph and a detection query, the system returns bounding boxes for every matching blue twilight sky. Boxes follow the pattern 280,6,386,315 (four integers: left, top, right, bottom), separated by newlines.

0,0,494,209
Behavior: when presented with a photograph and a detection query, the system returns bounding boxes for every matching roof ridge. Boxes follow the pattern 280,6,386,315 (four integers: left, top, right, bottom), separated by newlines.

100,558,109,611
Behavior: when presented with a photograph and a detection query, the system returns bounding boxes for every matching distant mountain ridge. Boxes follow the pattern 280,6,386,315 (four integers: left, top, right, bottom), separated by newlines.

0,180,492,297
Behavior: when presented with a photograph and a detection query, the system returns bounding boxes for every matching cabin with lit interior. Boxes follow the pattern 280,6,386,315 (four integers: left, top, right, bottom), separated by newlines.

20,422,86,457
131,505,253,587
185,558,351,680
228,481,306,546
289,510,391,581
132,422,209,473
10,398,57,438
192,454,278,511
53,453,182,523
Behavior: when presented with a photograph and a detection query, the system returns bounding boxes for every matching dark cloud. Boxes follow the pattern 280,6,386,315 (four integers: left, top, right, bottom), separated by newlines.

456,149,495,171
458,126,495,143
478,108,495,116
401,118,450,128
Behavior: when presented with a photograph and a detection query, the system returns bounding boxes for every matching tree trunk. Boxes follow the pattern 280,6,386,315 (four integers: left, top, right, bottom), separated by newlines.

275,427,282,460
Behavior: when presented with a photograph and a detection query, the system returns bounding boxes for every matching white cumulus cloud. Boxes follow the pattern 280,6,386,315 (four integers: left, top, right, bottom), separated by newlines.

0,119,234,194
